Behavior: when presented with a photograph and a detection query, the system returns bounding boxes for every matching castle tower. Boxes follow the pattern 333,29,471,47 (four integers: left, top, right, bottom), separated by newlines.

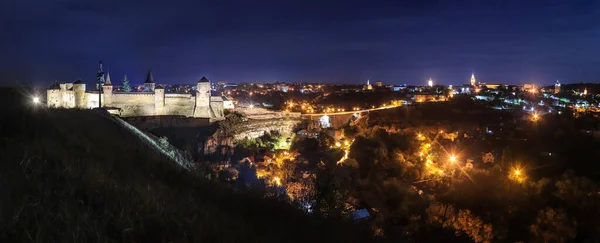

73,79,87,108
47,81,62,108
102,69,113,106
143,69,156,92
470,73,476,86
554,80,561,94
154,85,165,115
194,76,212,118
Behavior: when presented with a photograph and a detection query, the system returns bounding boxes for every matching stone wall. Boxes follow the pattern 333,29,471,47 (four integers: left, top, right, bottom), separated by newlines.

233,118,300,140
234,107,301,120
111,93,155,105
123,115,210,130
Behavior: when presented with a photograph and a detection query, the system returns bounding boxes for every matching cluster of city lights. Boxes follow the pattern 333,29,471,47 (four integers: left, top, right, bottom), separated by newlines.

414,131,526,183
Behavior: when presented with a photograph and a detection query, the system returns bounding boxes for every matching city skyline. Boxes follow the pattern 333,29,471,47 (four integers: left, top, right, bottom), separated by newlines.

2,0,600,86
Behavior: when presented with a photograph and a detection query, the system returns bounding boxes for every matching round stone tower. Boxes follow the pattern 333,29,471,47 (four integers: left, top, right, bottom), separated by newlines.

73,80,87,108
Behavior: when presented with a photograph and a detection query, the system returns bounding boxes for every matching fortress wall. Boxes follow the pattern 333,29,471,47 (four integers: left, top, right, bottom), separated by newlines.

165,95,194,106
165,93,192,98
210,101,224,118
111,93,155,105
118,104,156,117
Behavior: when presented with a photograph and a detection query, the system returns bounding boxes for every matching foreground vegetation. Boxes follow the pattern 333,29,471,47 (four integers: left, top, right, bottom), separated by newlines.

215,98,600,242
0,89,369,242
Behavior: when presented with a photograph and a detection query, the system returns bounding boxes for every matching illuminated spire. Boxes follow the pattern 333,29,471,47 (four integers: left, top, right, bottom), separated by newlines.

470,73,476,86
105,68,112,85
367,79,370,85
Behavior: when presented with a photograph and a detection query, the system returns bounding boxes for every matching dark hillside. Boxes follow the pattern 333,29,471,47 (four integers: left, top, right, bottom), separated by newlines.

0,88,370,242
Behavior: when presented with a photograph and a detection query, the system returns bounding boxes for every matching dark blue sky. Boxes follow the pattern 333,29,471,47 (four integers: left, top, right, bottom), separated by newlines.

1,0,599,86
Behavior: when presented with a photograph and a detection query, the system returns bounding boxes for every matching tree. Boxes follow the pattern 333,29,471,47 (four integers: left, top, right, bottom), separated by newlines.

530,207,577,242
122,75,132,92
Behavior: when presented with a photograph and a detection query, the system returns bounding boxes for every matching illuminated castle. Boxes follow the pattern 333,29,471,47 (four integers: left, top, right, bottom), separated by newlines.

46,62,229,119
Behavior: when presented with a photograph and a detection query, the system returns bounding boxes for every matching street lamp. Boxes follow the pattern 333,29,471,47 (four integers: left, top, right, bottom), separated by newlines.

449,155,456,163
32,96,40,105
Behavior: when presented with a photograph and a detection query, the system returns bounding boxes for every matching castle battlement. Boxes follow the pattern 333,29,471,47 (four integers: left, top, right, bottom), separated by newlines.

47,67,231,119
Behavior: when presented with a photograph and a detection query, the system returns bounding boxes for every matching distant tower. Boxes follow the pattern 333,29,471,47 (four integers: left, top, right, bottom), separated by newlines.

144,69,156,92
194,76,212,118
103,68,113,106
364,79,373,90
554,80,561,94
428,78,433,87
470,73,476,86
73,79,86,108
583,87,588,96
96,61,105,108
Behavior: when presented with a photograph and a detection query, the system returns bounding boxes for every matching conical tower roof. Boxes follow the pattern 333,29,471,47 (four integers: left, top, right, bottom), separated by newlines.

199,76,210,83
145,69,155,83
105,69,112,85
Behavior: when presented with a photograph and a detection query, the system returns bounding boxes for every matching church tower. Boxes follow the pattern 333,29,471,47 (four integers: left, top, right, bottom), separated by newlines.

470,73,476,86
143,69,156,92
102,68,113,106
554,80,561,94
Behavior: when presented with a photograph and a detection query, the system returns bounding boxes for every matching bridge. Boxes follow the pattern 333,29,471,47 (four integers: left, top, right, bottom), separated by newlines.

301,105,403,128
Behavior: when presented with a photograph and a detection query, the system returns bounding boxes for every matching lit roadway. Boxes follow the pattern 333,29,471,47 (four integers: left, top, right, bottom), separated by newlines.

301,105,403,117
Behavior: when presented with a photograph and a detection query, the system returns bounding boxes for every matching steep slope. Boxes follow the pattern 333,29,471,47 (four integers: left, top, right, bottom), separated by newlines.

0,91,370,242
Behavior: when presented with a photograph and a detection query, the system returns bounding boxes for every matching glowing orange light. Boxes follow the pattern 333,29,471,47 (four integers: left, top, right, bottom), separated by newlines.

449,155,456,163
335,142,341,147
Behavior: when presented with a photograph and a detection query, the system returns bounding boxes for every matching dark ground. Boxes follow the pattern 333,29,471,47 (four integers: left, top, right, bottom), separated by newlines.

0,87,372,242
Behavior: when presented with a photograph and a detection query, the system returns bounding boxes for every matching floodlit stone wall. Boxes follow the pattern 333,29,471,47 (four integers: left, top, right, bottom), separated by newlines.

48,83,224,119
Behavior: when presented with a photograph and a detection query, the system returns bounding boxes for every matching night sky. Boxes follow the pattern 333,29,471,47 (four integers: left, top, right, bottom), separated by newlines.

2,0,600,86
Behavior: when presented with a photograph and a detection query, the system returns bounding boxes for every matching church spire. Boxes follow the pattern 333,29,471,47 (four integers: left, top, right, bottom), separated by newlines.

105,68,112,85
145,69,155,83
470,73,476,86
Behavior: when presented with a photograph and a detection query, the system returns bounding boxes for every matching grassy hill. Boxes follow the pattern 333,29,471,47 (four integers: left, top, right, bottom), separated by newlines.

0,88,370,242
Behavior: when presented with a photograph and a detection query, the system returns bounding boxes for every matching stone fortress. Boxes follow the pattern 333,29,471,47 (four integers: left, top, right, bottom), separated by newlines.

47,62,232,119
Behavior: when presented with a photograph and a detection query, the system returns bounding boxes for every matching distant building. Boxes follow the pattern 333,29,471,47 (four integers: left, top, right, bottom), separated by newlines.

555,80,561,94
391,84,407,91
484,84,502,89
375,81,383,87
523,84,536,92
363,80,373,91
47,62,227,119
427,78,433,87
470,73,476,86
